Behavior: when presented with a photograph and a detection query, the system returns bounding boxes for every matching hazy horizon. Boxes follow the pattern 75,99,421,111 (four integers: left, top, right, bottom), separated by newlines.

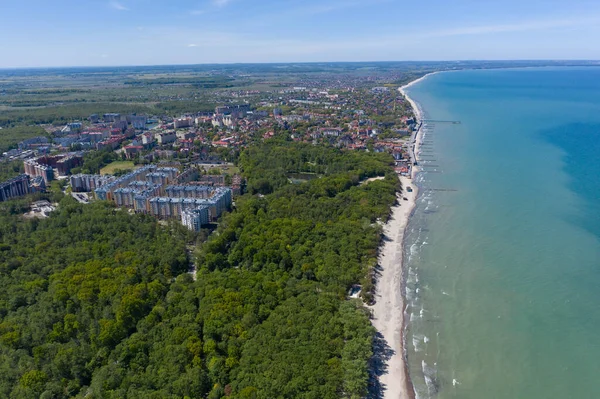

2,0,600,68
1,60,599,71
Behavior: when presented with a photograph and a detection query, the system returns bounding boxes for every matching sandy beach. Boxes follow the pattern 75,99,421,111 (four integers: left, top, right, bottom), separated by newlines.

369,76,430,399
371,176,417,399
400,72,437,123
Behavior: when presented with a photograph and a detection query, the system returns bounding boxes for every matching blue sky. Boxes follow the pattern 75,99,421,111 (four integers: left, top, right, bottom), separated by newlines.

1,0,599,67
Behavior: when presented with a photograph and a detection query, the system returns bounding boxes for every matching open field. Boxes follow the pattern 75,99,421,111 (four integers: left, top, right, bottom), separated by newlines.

220,165,240,175
100,161,135,175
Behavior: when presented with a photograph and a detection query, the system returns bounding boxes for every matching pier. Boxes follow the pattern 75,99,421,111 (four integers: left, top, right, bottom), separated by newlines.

423,119,461,124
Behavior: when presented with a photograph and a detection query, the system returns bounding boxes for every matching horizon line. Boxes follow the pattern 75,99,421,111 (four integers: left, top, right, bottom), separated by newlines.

1,59,600,71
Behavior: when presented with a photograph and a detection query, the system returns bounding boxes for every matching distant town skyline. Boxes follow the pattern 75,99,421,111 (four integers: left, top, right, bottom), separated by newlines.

1,0,600,67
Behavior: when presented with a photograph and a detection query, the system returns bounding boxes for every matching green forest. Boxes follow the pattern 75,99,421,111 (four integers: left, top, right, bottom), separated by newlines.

0,104,156,129
0,161,25,182
0,126,49,153
0,141,401,398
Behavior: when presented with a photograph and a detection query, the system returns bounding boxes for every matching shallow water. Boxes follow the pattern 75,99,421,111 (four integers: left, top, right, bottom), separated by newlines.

403,67,600,399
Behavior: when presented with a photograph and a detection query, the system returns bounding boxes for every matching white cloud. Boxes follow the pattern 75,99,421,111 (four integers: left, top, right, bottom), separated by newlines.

190,9,205,15
109,1,128,11
188,44,198,47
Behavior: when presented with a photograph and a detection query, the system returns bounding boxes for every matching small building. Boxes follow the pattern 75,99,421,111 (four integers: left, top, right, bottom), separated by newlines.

174,118,193,129
157,131,177,145
124,145,144,159
176,131,195,140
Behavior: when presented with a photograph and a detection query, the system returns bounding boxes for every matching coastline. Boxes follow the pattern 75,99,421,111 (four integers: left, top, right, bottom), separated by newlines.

400,72,437,124
370,74,431,399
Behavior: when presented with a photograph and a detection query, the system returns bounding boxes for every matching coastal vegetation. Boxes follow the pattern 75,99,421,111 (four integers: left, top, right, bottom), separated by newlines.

0,141,399,398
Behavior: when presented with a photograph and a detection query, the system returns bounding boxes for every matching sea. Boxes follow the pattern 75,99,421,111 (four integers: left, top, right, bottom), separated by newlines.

402,67,600,399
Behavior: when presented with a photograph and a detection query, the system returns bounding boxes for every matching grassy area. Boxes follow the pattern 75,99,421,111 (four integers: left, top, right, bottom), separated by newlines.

221,165,240,175
202,164,240,176
100,161,135,175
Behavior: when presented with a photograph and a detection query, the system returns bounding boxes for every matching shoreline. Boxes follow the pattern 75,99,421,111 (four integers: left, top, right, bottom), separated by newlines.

369,74,431,399
400,71,438,123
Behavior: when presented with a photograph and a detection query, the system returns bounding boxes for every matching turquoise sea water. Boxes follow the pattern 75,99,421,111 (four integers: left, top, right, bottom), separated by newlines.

403,68,600,399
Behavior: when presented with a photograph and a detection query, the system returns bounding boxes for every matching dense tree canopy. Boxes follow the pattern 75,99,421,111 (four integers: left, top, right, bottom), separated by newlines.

76,150,119,175
0,141,401,398
0,126,49,152
0,160,25,182
0,198,187,398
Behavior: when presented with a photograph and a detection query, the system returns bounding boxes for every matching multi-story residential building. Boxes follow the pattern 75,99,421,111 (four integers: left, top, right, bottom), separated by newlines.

55,154,83,176
165,185,212,199
141,133,155,147
91,164,231,227
97,136,125,151
18,137,49,150
29,176,46,192
223,115,234,127
68,122,83,133
176,131,195,140
157,131,177,145
94,165,156,201
24,159,54,184
175,168,200,184
145,187,231,221
93,165,177,201
198,175,225,186
70,174,116,192
211,117,224,128
321,128,343,137
146,172,171,186
129,115,147,130
112,120,128,132
0,175,31,202
174,118,193,129
24,154,83,182
181,206,210,231
104,113,121,123
114,181,162,209
215,104,250,118
156,167,179,181
124,145,143,159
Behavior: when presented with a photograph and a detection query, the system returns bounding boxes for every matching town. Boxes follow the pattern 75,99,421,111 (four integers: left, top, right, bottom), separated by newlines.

0,70,419,233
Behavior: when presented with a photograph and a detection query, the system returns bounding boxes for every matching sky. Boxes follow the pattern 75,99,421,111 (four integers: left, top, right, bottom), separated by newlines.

1,0,599,67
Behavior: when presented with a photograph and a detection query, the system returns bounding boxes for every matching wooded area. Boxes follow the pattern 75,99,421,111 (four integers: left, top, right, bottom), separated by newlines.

0,141,400,398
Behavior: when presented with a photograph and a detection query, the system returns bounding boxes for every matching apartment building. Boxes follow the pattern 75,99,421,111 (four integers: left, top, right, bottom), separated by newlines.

0,175,31,202
70,174,116,192
181,206,210,231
